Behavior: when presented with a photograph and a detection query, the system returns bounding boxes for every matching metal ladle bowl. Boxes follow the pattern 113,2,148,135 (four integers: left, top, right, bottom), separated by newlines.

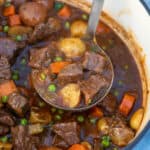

33,0,114,111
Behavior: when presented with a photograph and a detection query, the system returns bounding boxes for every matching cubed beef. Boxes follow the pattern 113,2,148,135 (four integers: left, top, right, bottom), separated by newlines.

58,63,83,86
0,110,15,126
82,52,106,73
7,93,29,117
79,74,109,104
0,38,17,59
29,17,61,43
0,125,9,136
99,93,117,113
11,125,39,150
52,122,80,146
0,56,11,83
29,42,63,69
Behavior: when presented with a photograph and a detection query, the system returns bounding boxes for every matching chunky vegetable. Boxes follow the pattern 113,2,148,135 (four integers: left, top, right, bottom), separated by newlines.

71,20,87,37
8,26,33,36
50,61,70,74
68,144,87,150
97,117,109,134
28,124,44,135
119,93,136,116
8,15,21,26
3,5,15,16
90,107,103,118
58,5,71,19
29,107,52,124
130,108,144,130
58,38,86,58
0,80,17,97
0,142,12,150
81,141,92,150
60,83,81,108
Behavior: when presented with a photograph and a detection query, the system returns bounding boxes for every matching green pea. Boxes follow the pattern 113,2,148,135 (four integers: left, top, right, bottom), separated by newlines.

89,118,97,124
58,109,64,115
101,135,110,148
55,114,62,121
40,73,46,80
55,56,63,62
54,2,64,11
20,58,26,65
3,25,9,32
1,96,8,103
51,107,57,113
48,84,56,92
82,14,88,20
0,136,8,143
77,115,84,123
20,118,28,126
118,80,123,86
124,64,129,70
64,21,70,29
38,101,45,107
4,2,11,7
114,90,119,97
12,73,19,81
15,35,22,42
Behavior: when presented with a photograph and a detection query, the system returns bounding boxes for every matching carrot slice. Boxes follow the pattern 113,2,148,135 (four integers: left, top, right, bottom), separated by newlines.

3,5,15,16
0,80,17,97
68,144,87,150
96,22,110,34
91,106,103,118
119,93,136,116
9,14,21,26
50,61,70,74
58,5,71,19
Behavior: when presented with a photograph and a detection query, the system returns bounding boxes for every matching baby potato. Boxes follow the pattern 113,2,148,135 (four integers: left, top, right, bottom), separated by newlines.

81,141,92,150
71,20,87,37
58,38,86,58
130,108,144,130
60,83,81,108
97,117,109,134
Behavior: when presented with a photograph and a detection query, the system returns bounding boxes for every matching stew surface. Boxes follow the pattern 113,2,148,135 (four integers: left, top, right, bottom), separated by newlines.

0,0,143,150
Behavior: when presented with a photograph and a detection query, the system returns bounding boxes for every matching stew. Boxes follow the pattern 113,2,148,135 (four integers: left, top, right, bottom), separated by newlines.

0,0,143,150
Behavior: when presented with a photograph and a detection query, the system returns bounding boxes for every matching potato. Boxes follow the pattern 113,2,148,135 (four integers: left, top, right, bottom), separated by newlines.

29,107,52,124
0,142,12,150
71,20,87,37
28,124,44,135
19,2,47,26
8,26,33,36
97,117,109,134
130,108,144,130
60,83,81,108
58,38,86,58
81,141,92,150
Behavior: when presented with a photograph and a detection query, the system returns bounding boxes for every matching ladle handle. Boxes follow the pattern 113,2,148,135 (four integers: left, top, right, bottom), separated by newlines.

86,0,104,39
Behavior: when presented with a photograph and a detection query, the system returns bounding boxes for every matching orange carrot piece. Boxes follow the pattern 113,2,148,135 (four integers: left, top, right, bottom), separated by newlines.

3,5,15,16
91,106,103,118
119,93,136,116
58,5,71,19
0,80,17,97
96,22,110,34
9,14,21,26
50,61,70,74
68,144,87,150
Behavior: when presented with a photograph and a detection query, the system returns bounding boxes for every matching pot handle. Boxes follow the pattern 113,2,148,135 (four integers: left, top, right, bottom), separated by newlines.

125,120,150,150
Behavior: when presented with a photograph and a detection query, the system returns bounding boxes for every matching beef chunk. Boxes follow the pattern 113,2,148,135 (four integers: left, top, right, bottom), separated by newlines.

52,122,80,146
0,110,15,126
82,52,106,73
7,93,29,117
11,125,39,150
58,63,83,86
0,38,17,59
29,17,61,43
79,74,109,104
29,43,63,69
0,56,11,83
99,93,117,113
0,125,9,136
